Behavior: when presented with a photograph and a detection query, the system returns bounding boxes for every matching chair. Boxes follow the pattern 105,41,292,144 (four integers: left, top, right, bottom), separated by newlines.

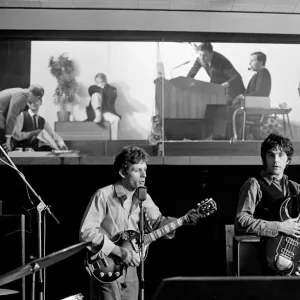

225,224,235,276
232,96,293,140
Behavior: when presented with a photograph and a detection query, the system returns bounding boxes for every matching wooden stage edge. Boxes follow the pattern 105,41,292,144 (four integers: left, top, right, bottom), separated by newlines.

2,155,300,166
2,140,300,165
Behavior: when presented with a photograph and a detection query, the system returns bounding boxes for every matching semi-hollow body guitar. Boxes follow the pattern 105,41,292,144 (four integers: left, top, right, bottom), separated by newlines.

86,198,217,283
266,196,300,275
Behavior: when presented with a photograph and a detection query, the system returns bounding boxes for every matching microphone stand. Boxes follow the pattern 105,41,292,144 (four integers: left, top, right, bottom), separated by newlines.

139,202,145,300
0,145,60,300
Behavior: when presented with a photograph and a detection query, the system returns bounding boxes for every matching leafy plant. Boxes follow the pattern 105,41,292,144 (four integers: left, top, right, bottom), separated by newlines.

48,53,79,111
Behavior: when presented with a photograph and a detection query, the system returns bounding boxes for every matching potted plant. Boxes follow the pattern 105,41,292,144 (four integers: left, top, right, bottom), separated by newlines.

48,53,79,122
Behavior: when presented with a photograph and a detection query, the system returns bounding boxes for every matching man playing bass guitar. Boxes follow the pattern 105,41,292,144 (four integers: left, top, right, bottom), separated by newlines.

235,133,300,275
79,145,203,300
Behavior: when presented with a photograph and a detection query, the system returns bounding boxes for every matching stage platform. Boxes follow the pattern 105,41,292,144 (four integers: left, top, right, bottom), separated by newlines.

1,140,300,165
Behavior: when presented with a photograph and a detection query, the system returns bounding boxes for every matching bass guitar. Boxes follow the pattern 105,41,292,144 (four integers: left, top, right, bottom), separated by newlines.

86,198,217,283
266,195,300,275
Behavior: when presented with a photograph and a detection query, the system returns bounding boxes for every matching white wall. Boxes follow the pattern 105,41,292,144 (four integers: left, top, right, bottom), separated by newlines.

31,41,158,140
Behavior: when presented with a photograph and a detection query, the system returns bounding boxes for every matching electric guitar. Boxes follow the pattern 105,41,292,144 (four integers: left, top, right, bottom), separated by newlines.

266,196,300,275
85,198,217,283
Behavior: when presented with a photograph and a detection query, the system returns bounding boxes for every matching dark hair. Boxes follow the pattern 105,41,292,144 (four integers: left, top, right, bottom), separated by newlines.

95,73,107,82
261,133,294,167
29,84,44,98
114,145,149,180
197,42,213,53
251,51,267,66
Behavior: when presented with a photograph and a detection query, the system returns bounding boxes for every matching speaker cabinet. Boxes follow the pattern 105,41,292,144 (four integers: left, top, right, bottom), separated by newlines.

203,104,229,139
164,118,204,140
151,276,300,300
0,215,25,300
233,235,264,276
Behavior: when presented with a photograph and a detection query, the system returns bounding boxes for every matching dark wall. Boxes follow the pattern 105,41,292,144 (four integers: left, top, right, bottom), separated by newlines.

1,164,300,299
0,40,31,90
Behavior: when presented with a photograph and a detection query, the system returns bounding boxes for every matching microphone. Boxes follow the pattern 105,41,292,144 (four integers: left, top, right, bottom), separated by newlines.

137,186,147,201
172,60,191,70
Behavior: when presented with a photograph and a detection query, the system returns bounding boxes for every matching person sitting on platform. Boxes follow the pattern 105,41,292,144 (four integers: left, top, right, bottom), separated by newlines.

235,133,300,275
12,98,68,151
86,73,121,140
187,42,245,104
0,84,45,152
232,52,272,140
233,51,271,105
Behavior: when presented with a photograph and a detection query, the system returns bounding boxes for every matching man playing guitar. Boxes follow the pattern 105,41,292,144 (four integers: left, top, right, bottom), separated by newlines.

235,133,300,275
79,145,203,300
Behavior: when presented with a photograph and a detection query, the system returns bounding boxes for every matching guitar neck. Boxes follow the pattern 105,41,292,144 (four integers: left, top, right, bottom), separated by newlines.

144,215,188,246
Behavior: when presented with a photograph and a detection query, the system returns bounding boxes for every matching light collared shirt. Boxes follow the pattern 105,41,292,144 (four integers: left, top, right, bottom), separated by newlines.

12,109,64,147
79,181,173,257
235,170,300,237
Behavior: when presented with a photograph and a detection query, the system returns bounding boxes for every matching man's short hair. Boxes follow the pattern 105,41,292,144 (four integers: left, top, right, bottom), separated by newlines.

197,42,213,53
29,84,44,98
95,73,107,83
114,145,149,180
251,51,267,66
261,133,294,166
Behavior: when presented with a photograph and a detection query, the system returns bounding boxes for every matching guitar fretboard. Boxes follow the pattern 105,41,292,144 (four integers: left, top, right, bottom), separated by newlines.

144,215,188,245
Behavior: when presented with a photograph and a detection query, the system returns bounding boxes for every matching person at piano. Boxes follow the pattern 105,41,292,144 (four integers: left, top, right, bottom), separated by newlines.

187,42,245,104
12,98,67,151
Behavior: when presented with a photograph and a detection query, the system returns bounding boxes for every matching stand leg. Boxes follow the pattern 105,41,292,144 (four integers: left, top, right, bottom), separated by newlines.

139,203,145,300
43,212,47,298
32,272,36,300
38,211,44,300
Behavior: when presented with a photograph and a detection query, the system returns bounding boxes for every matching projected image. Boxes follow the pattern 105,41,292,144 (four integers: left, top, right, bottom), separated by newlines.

155,42,300,143
28,41,300,156
31,41,159,142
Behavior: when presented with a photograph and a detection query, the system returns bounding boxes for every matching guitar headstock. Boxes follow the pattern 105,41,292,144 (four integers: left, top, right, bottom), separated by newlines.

197,198,217,217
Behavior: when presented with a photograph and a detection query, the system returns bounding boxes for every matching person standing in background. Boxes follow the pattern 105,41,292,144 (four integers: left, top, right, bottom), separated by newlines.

187,42,245,104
